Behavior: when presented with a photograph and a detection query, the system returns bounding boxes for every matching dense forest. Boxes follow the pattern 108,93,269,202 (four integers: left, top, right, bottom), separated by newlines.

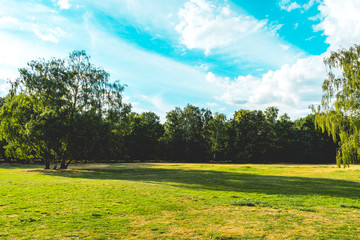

0,50,341,168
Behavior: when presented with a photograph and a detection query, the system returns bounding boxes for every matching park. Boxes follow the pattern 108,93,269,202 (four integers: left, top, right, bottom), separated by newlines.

1,45,360,239
1,24,360,239
1,163,360,239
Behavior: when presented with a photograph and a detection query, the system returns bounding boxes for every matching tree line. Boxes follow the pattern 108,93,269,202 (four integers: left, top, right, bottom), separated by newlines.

0,49,352,169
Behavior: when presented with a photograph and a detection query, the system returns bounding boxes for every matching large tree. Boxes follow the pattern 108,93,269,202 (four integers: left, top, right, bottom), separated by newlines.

0,50,126,169
314,44,360,166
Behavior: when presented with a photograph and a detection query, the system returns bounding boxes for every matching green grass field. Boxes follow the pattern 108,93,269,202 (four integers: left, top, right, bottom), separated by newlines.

1,163,360,239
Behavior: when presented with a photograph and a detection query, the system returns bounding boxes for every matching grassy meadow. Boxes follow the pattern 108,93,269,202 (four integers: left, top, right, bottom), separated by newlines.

1,163,360,239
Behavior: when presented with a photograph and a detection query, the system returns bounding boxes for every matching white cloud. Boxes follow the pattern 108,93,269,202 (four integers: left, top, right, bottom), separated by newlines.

33,28,64,43
206,54,327,118
206,72,261,105
0,2,69,45
314,0,360,50
58,0,71,10
280,44,290,50
207,102,218,107
266,23,284,38
249,55,326,106
279,0,318,12
0,16,19,25
303,0,319,11
195,64,210,71
176,0,267,55
280,1,301,11
175,0,302,69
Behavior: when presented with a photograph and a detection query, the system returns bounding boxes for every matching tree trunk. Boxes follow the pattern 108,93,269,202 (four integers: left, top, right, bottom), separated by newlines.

66,160,72,168
60,159,67,169
44,159,50,169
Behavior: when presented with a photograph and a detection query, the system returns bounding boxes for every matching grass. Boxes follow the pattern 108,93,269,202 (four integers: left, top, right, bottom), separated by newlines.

1,163,360,239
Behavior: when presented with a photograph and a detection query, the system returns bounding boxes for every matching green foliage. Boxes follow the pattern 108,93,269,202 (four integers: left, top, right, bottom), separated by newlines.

158,105,336,164
0,94,45,160
68,111,111,161
227,109,276,163
0,51,338,165
162,104,212,161
0,51,126,168
125,112,164,160
264,106,279,123
314,44,360,166
208,113,228,161
293,115,337,163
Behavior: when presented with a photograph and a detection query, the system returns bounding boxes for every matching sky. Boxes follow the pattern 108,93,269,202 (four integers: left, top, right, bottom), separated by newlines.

1,0,360,121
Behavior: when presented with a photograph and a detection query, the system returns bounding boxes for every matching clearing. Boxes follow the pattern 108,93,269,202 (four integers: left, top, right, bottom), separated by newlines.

1,163,360,239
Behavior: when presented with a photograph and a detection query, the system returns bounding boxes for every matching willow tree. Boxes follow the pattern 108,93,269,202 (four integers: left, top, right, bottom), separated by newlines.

314,44,360,167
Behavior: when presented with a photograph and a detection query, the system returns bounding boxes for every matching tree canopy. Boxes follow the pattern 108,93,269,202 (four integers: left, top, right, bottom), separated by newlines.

314,44,360,167
0,50,338,167
0,50,126,169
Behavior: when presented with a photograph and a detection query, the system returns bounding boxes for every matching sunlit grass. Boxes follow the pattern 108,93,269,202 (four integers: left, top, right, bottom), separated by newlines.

1,163,360,239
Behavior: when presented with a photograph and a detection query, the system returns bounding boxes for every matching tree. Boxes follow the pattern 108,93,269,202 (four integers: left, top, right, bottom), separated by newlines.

162,105,212,162
106,103,133,160
0,94,46,164
0,97,7,161
264,106,279,124
208,113,228,161
126,112,164,160
227,109,274,163
313,44,360,167
68,111,112,162
294,115,336,163
273,113,296,163
0,50,126,169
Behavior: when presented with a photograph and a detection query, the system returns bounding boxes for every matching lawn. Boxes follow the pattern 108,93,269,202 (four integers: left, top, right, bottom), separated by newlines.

1,163,360,239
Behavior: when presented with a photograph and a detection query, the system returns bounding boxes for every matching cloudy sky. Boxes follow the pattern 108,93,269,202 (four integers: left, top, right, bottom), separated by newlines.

0,0,359,120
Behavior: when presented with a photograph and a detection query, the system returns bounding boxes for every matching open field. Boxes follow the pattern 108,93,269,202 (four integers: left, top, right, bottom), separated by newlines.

1,163,360,239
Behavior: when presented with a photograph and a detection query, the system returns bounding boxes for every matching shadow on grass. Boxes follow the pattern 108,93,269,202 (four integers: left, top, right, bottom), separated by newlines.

38,166,360,200
0,163,45,169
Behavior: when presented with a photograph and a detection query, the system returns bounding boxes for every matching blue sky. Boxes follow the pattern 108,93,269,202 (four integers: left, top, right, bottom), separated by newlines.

0,0,359,121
